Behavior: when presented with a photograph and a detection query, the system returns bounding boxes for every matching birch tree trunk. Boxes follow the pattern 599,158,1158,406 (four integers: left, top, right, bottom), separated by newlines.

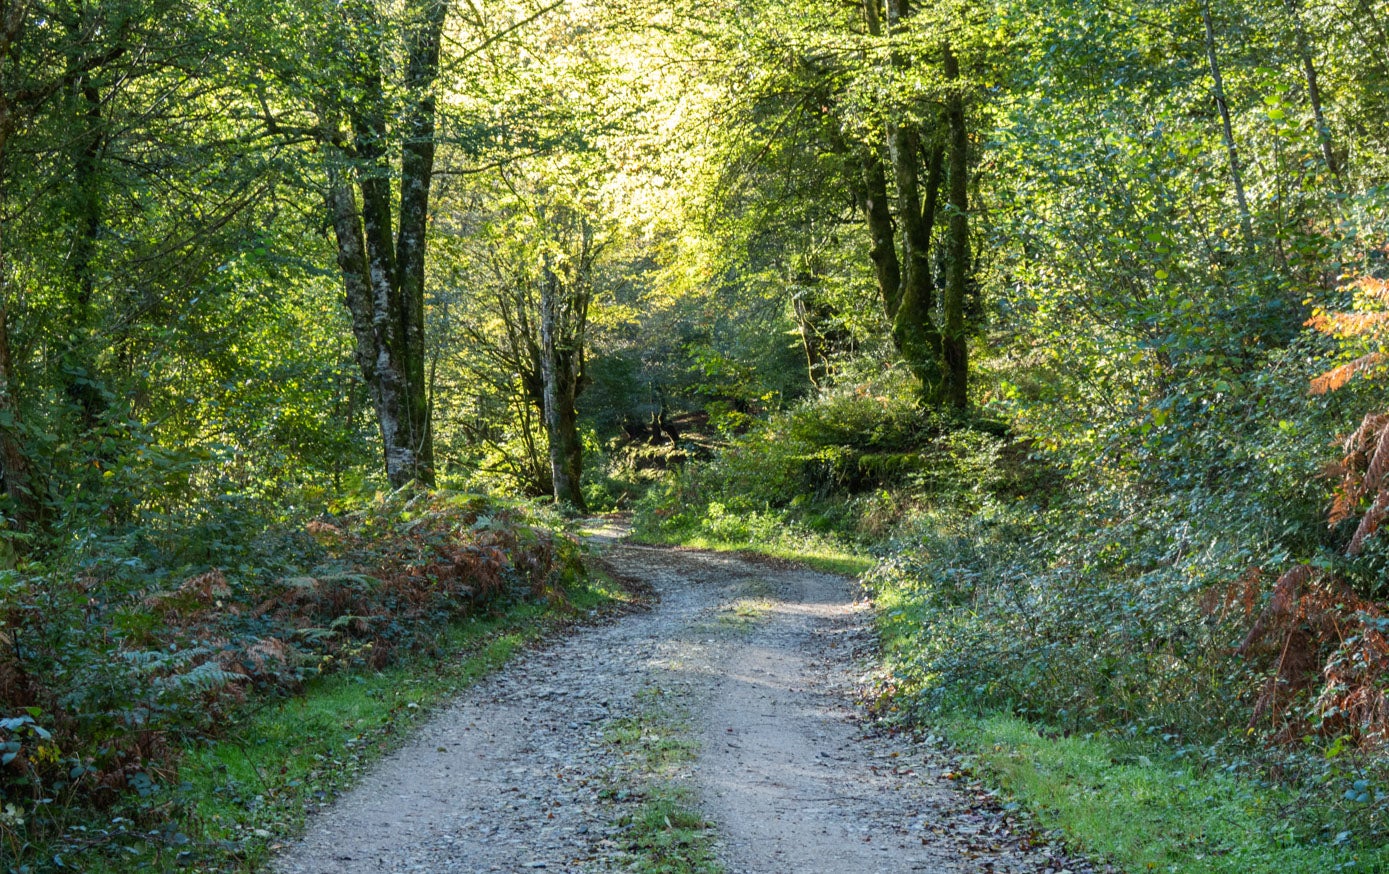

318,0,447,489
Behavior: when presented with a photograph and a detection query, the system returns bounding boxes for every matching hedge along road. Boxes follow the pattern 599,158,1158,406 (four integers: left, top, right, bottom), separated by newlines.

273,523,1100,873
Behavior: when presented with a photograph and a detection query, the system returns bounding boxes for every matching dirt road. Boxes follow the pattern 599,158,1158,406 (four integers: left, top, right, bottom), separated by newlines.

274,528,1094,873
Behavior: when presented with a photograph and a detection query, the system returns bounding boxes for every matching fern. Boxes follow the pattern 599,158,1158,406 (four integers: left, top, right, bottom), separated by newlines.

121,647,245,698
151,661,243,695
1235,406,1389,744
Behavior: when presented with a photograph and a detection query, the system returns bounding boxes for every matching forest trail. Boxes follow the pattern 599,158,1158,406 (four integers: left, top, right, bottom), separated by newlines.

273,525,1094,873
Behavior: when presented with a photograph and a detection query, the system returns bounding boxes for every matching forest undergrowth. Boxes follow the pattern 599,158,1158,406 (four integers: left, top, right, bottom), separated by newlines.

9,0,1389,870
633,373,1389,872
0,488,595,871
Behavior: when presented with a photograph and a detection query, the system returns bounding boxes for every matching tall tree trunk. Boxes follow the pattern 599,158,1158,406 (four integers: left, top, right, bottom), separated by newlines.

858,147,902,319
394,0,448,485
539,263,585,511
0,4,36,528
320,0,447,489
890,126,946,402
61,71,108,430
942,43,969,410
1200,0,1255,249
883,0,944,397
321,138,421,490
858,0,948,403
1283,0,1342,187
0,198,35,528
857,0,902,320
555,386,584,507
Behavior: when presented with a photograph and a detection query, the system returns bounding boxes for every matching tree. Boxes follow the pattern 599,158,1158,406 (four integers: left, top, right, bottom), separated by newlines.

536,206,600,511
0,0,36,524
0,0,241,527
852,0,995,409
649,0,994,408
440,176,605,510
314,0,448,488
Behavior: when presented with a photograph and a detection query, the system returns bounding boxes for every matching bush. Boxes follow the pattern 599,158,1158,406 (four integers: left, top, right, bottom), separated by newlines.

868,494,1256,735
0,489,582,860
633,380,1045,547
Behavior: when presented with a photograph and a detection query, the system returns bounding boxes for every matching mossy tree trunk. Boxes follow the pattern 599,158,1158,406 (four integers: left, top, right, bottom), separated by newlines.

853,0,972,409
539,260,588,512
318,0,445,489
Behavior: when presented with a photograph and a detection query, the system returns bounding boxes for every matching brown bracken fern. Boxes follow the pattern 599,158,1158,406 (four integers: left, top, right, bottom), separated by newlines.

1220,274,1389,745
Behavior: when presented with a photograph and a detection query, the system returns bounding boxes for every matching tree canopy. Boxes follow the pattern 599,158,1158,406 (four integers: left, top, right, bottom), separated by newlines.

5,0,1389,865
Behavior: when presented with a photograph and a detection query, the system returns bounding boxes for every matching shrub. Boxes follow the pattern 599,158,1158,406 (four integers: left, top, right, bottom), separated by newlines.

0,489,581,859
634,380,1045,546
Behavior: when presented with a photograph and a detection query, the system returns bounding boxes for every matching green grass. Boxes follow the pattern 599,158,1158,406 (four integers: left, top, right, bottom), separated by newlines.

76,575,629,873
601,685,722,874
618,792,721,874
870,563,1389,874
716,596,772,630
935,711,1389,874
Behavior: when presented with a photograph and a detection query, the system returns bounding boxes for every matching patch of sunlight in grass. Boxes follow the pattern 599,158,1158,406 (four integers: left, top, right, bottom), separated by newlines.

635,529,873,577
940,712,1389,874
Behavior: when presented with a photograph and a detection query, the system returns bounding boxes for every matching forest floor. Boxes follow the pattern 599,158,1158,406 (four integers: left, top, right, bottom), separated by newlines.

271,522,1105,873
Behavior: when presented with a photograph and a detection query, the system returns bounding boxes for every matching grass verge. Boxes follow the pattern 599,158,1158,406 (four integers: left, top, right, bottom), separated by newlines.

76,572,633,873
931,712,1389,873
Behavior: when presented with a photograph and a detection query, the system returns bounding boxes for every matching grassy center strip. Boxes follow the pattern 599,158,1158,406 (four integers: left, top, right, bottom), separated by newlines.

598,686,722,874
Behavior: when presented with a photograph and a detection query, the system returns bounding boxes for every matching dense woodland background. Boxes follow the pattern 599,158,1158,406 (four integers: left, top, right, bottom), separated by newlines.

3,0,1389,868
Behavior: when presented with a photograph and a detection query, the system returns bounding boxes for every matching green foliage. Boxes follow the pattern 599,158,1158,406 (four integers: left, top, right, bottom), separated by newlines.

634,379,1043,548
864,380,1389,845
582,440,688,513
8,0,1389,868
0,490,583,870
868,493,1258,734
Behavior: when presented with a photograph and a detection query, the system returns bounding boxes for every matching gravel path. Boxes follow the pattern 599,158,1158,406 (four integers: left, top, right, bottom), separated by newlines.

273,526,1099,873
